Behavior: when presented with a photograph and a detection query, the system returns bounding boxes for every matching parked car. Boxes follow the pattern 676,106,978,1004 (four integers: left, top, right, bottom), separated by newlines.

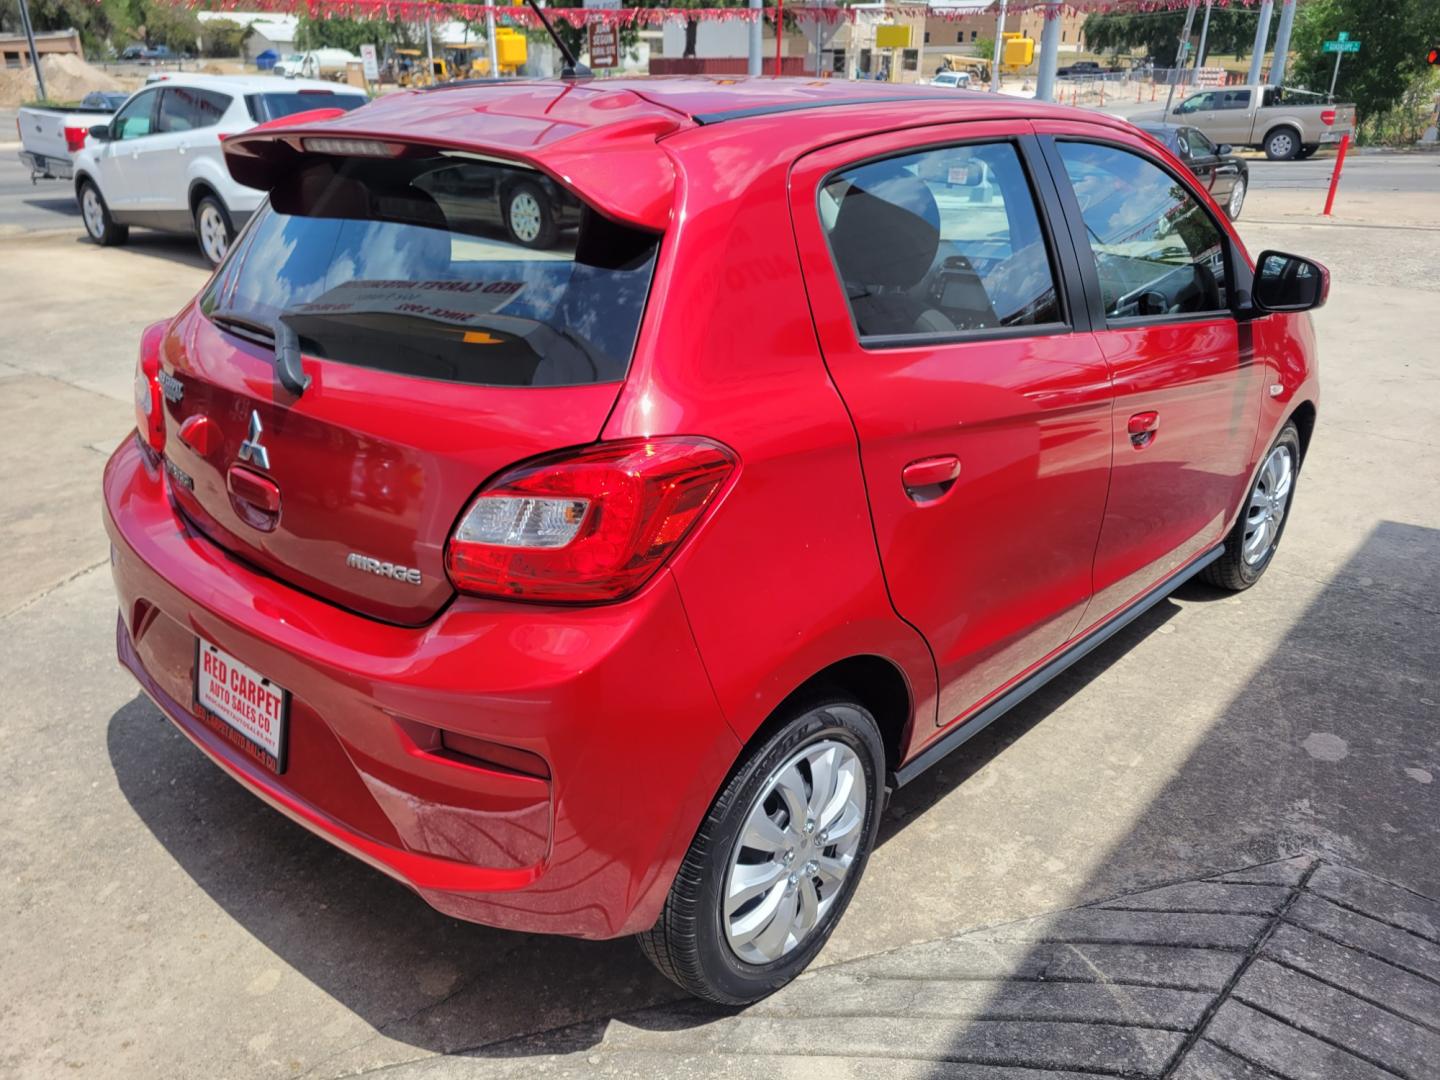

105,78,1325,1006
16,97,121,182
270,53,306,78
929,70,972,89
120,43,177,63
1135,122,1248,220
1142,84,1356,160
71,75,367,266
1056,60,1105,77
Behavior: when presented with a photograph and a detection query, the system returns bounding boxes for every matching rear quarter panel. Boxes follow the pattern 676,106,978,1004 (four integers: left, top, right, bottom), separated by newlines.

604,131,938,759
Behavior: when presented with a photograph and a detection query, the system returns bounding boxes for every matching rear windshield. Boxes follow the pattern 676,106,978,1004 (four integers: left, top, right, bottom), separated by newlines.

202,155,660,387
243,92,369,123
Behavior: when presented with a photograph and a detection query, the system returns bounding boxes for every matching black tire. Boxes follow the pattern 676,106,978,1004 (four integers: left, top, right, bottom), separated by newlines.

638,697,885,1005
1224,176,1246,222
1203,421,1302,591
78,179,128,247
503,181,558,249
1296,144,1319,160
193,193,235,268
1264,127,1300,161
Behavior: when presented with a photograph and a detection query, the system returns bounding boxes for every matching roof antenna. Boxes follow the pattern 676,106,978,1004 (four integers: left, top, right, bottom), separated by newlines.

524,0,592,79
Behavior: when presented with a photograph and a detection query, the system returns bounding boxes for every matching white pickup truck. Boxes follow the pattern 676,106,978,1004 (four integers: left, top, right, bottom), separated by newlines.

16,92,128,182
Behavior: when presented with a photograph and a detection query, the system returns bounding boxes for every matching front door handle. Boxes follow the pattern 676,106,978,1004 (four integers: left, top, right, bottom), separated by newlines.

1128,411,1160,449
902,455,961,501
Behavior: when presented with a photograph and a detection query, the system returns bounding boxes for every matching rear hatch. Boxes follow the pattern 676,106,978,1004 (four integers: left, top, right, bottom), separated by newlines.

160,149,662,624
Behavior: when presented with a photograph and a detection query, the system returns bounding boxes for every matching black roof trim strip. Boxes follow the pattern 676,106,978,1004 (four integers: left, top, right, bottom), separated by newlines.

692,94,974,125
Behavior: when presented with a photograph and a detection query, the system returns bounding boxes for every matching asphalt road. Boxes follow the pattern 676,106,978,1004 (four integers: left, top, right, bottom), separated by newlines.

1246,151,1440,194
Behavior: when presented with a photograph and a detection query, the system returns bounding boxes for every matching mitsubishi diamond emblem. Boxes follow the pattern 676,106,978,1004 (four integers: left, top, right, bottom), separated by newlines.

237,410,270,471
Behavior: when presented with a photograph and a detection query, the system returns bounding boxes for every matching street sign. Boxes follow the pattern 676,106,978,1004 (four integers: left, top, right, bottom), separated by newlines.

1337,30,1349,42
587,22,619,69
359,43,379,81
1323,39,1361,53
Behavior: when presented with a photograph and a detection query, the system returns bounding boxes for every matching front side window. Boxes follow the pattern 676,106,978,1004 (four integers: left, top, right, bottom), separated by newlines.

158,87,230,133
1175,91,1215,115
1057,142,1228,320
202,156,659,388
112,91,157,140
1187,129,1218,157
821,141,1062,340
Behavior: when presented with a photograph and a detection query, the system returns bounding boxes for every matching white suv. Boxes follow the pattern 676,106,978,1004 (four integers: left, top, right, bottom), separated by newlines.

72,75,367,266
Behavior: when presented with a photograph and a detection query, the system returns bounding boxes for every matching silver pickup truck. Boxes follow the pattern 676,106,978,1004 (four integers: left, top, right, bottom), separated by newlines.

16,92,127,182
1144,85,1356,161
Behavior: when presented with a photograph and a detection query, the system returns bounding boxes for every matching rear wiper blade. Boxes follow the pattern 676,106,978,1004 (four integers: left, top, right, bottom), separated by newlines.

208,308,310,397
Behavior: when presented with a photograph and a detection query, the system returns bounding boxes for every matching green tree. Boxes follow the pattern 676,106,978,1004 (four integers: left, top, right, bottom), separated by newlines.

294,11,413,53
1083,9,1269,67
199,17,251,58
974,35,995,61
1287,0,1440,127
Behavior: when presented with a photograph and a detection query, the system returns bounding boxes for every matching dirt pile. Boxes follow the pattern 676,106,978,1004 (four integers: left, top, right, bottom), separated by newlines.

0,54,123,108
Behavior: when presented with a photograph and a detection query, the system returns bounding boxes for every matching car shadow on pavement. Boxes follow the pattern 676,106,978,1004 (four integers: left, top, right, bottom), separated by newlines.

71,230,211,272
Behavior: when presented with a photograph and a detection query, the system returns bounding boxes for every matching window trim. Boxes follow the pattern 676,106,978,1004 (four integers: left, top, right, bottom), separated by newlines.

814,133,1083,352
111,87,161,142
1038,134,1246,332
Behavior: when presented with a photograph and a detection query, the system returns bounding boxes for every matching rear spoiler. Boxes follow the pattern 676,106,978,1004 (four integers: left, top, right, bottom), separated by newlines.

223,109,678,233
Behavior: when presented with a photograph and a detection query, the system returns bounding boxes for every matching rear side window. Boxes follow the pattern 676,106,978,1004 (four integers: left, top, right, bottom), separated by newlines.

244,93,368,123
158,87,230,133
203,156,659,388
1057,142,1228,320
820,142,1062,341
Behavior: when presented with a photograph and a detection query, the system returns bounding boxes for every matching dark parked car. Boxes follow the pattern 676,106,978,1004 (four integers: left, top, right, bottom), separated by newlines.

425,162,580,249
1057,60,1105,77
1136,122,1249,221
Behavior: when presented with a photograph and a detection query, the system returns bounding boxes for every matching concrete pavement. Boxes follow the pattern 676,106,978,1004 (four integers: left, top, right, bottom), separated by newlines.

0,172,1437,1078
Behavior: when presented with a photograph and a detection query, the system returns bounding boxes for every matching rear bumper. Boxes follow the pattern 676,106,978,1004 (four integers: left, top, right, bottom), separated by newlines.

104,435,740,938
18,151,71,180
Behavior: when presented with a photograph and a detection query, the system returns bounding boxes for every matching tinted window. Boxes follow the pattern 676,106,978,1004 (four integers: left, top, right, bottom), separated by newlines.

158,87,230,133
113,90,157,140
1058,142,1228,320
821,142,1061,339
244,92,368,123
1175,92,1215,114
1220,89,1251,109
1187,129,1217,157
202,157,658,388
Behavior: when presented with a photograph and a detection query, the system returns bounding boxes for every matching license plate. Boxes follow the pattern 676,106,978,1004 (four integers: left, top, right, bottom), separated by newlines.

1320,131,1341,142
195,640,289,773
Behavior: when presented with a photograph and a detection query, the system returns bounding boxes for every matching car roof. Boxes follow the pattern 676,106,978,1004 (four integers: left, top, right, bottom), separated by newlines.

142,73,366,94
224,76,1132,232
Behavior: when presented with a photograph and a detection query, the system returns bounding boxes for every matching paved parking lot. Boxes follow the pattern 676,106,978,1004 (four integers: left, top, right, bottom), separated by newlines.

1,137,1437,1078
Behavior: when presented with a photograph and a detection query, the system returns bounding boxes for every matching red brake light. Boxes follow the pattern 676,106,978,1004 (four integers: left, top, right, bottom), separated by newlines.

446,438,737,602
1320,109,1336,126
134,320,168,456
63,125,88,153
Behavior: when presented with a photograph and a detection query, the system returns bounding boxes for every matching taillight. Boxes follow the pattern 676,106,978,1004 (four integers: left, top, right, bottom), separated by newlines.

1320,109,1336,126
133,320,168,456
447,438,737,602
63,125,88,153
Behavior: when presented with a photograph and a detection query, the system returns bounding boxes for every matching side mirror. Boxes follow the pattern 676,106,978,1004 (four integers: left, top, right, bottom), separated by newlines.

1253,250,1329,313
1217,143,1233,156
88,124,111,142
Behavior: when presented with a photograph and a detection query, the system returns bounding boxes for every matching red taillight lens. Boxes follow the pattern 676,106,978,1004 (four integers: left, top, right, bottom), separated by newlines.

63,125,88,153
133,320,168,456
1320,109,1336,126
446,438,738,603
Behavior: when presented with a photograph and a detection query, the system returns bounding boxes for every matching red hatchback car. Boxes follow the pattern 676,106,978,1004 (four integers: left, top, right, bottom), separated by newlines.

105,78,1324,1004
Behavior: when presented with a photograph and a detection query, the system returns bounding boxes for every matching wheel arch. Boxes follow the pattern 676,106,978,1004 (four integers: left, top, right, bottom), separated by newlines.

1264,123,1302,149
187,178,224,215
1288,399,1317,463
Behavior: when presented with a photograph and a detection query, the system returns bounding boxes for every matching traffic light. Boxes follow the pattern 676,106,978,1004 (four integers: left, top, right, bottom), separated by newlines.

1428,45,1439,65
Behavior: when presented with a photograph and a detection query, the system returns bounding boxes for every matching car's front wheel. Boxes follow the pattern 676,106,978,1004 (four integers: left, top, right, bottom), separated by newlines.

193,194,234,268
1226,177,1246,221
638,697,885,1004
1203,422,1301,591
79,180,128,247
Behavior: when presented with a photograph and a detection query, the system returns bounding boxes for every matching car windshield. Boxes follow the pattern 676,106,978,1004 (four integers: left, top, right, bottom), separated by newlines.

201,154,660,388
244,92,368,123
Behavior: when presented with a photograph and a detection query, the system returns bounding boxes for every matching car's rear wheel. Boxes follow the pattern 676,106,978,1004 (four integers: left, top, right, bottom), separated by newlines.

1296,144,1319,160
504,182,558,249
193,194,234,268
79,180,128,247
1226,177,1246,221
1203,422,1301,591
638,697,885,1004
1264,127,1300,161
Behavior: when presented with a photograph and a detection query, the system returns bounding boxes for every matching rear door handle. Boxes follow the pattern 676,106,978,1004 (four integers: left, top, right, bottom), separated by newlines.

902,455,961,501
1128,411,1160,449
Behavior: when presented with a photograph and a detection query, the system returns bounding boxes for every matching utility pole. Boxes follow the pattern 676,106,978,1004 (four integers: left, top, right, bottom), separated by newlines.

485,3,499,78
748,0,762,75
1246,0,1273,84
16,0,47,102
425,14,435,81
1268,0,1296,85
1034,2,1061,103
1193,0,1213,74
1164,0,1199,115
990,0,1007,93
